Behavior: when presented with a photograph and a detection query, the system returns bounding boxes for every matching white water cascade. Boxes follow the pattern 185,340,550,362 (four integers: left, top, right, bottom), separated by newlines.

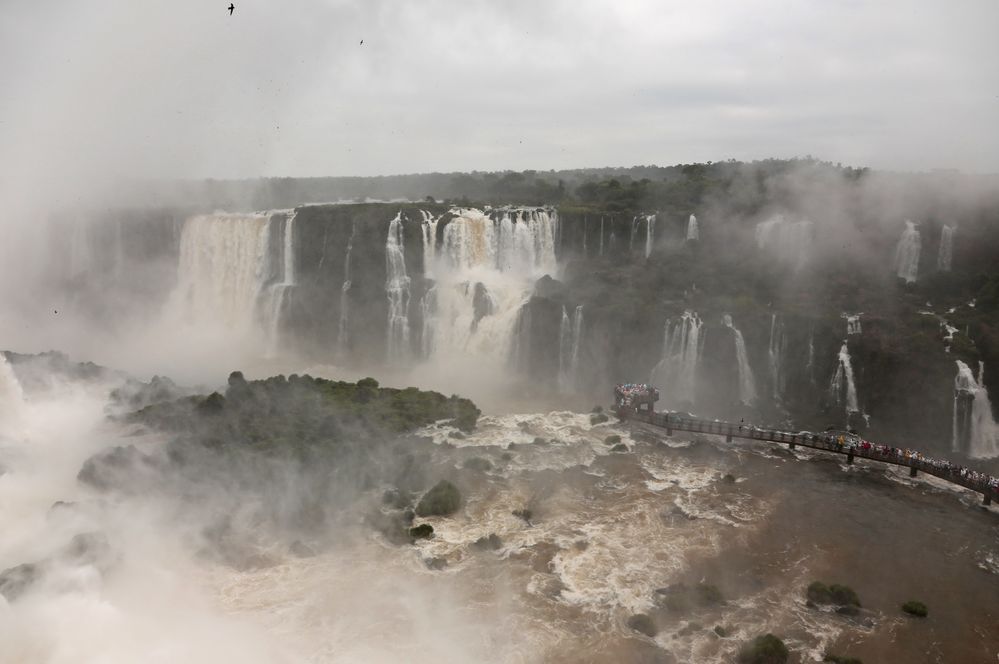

419,207,558,372
170,212,274,334
558,305,584,392
261,212,297,353
767,314,787,402
843,313,862,335
806,325,816,385
336,221,357,356
598,217,605,256
754,215,813,268
828,342,859,415
686,214,699,242
938,225,955,272
386,213,412,364
722,314,757,405
652,311,703,407
893,220,921,283
643,215,656,258
953,360,999,458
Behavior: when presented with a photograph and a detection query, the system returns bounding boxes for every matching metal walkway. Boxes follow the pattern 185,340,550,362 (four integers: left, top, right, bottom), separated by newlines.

622,408,998,506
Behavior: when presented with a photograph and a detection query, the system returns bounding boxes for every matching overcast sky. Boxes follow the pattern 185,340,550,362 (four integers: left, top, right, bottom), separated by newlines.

1,0,998,183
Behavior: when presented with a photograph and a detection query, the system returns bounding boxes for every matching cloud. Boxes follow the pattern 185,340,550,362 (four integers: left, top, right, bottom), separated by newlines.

0,0,997,190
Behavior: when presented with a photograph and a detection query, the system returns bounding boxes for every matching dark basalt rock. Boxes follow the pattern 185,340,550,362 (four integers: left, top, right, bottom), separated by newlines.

824,654,864,664
472,534,503,551
512,508,533,524
415,480,461,517
462,456,493,471
604,435,622,445
626,613,658,637
611,443,628,453
409,523,434,540
902,600,928,617
590,413,610,425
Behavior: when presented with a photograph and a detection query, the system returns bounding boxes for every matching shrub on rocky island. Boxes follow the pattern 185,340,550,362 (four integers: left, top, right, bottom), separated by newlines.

737,634,789,664
807,581,860,608
902,600,928,617
415,481,462,517
590,413,610,425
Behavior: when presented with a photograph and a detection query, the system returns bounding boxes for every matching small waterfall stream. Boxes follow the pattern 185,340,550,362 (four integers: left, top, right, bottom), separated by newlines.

938,225,954,272
386,212,412,364
723,314,757,405
686,214,699,241
652,311,703,407
953,360,999,458
894,220,921,283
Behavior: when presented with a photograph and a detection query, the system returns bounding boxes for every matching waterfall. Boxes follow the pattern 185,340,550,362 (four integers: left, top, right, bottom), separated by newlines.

386,212,412,364
558,305,584,392
842,313,862,335
938,225,954,272
420,285,438,358
170,212,274,334
336,221,356,356
598,217,605,256
686,214,699,242
767,314,787,402
652,311,703,407
643,214,656,258
261,211,297,353
0,354,24,435
420,211,441,277
420,207,558,368
558,307,572,392
723,314,757,405
893,220,921,283
828,342,859,415
953,360,999,458
754,215,813,267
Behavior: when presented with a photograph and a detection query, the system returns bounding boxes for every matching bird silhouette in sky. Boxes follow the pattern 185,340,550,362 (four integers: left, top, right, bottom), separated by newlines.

360,39,364,45
228,3,235,15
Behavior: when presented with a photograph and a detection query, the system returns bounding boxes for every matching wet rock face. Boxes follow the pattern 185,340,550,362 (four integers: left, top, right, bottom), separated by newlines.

626,613,658,637
0,531,115,602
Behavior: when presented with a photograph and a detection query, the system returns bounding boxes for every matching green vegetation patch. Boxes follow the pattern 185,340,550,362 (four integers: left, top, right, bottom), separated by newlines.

738,634,789,664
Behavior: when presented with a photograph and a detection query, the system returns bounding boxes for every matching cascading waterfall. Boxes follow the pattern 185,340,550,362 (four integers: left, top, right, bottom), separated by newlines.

170,212,274,334
651,311,703,407
686,214,699,241
767,314,787,402
828,341,859,415
643,214,655,258
754,215,813,268
938,225,954,272
558,305,584,392
419,207,558,368
894,220,921,283
336,221,356,356
599,217,605,256
261,211,298,353
386,212,412,364
722,314,757,405
843,313,862,335
953,360,999,458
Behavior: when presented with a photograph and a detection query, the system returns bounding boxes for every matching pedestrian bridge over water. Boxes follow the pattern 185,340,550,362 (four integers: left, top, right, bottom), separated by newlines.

616,393,998,506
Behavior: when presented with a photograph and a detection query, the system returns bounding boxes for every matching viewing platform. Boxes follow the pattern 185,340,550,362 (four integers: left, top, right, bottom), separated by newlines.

614,386,999,507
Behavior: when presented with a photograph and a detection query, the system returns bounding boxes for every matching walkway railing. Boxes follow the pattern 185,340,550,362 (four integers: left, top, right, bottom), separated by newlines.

622,408,998,506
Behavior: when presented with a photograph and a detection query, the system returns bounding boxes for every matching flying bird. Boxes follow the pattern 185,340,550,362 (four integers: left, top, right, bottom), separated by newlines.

359,39,364,45
228,3,235,15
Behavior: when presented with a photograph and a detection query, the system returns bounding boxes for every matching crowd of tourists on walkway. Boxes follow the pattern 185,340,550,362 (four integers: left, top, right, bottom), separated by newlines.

614,383,660,408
